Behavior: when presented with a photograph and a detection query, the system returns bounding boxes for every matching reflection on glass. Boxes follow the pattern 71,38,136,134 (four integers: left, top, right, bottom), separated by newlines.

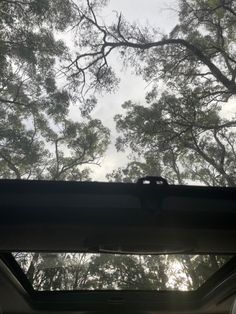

13,253,232,291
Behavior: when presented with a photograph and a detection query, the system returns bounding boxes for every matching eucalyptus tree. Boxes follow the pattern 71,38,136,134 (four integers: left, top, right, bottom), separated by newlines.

1,0,236,182
65,0,236,104
0,0,110,180
109,86,236,186
60,0,236,185
14,252,231,291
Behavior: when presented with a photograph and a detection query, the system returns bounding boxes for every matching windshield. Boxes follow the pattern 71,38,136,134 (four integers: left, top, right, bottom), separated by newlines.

13,253,232,291
0,0,235,185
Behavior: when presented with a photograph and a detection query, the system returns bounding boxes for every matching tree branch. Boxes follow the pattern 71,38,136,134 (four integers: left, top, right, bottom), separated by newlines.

0,151,21,179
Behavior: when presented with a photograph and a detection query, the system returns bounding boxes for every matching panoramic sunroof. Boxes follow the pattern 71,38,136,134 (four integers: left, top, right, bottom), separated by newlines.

1,0,236,185
12,253,232,291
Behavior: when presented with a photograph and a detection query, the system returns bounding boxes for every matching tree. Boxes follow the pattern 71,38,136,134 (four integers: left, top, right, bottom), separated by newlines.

13,252,232,291
64,0,236,104
0,0,110,180
1,0,236,182
109,88,236,186
51,0,236,186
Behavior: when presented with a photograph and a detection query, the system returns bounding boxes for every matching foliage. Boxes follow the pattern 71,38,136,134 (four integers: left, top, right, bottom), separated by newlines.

109,90,236,185
1,0,236,184
65,0,236,102
13,252,231,291
0,0,110,180
46,0,236,186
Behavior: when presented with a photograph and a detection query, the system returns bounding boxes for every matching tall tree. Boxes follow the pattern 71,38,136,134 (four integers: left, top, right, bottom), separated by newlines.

109,88,236,186
1,0,236,183
0,0,110,180
14,252,231,291
64,0,236,105
55,0,236,185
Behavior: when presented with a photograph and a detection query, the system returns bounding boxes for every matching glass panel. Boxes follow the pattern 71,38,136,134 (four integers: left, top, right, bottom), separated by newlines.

12,253,232,291
1,0,236,186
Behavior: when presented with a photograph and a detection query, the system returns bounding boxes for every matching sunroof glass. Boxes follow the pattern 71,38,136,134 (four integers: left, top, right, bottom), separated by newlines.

12,253,232,291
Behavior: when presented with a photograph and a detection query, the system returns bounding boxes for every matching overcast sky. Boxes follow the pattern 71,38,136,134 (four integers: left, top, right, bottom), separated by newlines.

73,0,179,181
67,0,236,182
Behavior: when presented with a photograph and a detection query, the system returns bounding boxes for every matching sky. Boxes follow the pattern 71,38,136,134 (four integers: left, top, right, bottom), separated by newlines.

76,0,179,181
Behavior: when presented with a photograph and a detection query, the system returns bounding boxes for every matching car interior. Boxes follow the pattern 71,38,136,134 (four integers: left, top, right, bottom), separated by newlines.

0,177,236,314
1,0,236,313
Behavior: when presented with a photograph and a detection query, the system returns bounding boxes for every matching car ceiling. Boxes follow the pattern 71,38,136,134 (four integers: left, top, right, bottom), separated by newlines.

0,179,236,314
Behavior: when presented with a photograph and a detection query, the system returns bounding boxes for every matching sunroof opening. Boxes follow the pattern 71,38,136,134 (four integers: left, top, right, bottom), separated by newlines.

12,253,232,291
1,0,236,185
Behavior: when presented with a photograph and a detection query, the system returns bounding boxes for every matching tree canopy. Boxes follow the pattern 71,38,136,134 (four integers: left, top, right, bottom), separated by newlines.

14,252,231,291
0,0,110,180
64,0,236,102
0,0,236,183
62,0,236,186
110,91,236,186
